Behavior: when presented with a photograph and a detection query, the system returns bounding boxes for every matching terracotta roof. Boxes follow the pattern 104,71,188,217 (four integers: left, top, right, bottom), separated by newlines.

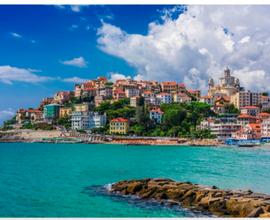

201,95,212,99
150,108,164,114
27,109,42,113
143,90,153,94
178,83,186,87
111,117,128,122
157,92,171,96
84,88,96,91
258,112,270,117
161,81,177,85
248,123,261,130
238,114,257,119
241,106,259,109
113,89,125,94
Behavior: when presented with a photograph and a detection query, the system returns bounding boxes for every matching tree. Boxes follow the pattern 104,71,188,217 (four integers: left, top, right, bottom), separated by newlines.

224,104,240,114
57,116,71,129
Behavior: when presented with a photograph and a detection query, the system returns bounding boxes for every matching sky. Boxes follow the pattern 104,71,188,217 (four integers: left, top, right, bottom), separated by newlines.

1,5,270,124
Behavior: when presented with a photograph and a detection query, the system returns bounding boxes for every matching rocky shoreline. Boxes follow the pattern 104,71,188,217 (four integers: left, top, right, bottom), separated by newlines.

109,178,270,217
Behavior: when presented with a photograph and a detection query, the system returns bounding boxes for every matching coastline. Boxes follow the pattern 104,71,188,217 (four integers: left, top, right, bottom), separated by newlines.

0,129,222,146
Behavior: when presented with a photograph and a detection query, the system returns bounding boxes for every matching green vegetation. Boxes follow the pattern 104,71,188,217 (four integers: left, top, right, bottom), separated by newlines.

22,122,54,130
57,116,71,129
1,116,16,130
224,103,240,114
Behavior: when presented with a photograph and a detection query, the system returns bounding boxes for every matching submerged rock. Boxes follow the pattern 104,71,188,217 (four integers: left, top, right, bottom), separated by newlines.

109,178,270,217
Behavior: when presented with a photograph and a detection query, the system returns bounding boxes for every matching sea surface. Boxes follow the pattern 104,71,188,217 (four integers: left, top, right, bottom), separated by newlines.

0,143,270,217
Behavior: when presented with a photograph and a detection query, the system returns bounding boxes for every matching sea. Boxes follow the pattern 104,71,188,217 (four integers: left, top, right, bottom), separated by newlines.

0,143,270,217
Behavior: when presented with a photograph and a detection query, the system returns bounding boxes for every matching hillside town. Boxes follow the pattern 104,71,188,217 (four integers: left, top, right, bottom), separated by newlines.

2,67,270,144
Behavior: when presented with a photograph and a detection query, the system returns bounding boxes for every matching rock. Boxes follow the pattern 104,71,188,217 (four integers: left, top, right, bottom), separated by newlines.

259,212,270,217
247,207,264,217
109,178,270,217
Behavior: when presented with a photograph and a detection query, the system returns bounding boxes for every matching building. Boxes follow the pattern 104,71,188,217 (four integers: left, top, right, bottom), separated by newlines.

160,81,177,93
53,91,73,104
177,83,186,93
74,84,83,98
130,96,142,107
142,90,155,98
208,67,242,97
230,91,262,109
156,93,173,104
125,88,140,98
43,104,61,120
237,114,257,125
258,112,270,121
188,90,201,99
71,111,106,130
260,95,270,111
232,123,261,140
59,107,72,118
240,106,260,116
261,118,270,137
149,108,164,123
94,95,105,107
109,117,129,134
200,95,214,105
16,109,43,124
113,89,126,100
74,103,91,112
97,87,113,99
173,93,192,103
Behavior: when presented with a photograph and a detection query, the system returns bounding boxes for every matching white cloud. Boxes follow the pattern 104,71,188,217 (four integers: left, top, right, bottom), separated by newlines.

61,57,87,68
0,65,52,85
97,6,270,93
10,32,22,38
109,72,131,82
55,5,88,13
63,77,88,83
0,108,14,119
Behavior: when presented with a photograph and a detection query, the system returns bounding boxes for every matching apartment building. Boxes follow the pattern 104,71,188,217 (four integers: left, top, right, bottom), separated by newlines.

230,91,262,109
109,117,129,134
261,118,270,137
156,93,173,104
59,107,72,118
43,104,61,120
240,106,260,116
71,111,106,130
149,108,164,123
160,81,178,93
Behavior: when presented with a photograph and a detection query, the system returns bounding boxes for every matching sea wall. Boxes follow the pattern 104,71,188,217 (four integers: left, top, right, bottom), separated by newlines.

110,178,270,217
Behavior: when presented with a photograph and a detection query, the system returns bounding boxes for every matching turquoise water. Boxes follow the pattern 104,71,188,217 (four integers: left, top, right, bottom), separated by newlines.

0,143,270,217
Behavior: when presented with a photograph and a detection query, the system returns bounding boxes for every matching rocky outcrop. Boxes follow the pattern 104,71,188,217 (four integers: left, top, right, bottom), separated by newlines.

109,178,270,217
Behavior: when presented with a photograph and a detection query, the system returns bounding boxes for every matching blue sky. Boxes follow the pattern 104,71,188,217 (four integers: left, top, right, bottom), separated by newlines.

1,5,270,125
0,5,176,124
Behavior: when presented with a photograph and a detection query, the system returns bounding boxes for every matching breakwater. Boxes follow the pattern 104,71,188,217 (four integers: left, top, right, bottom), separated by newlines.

110,178,270,217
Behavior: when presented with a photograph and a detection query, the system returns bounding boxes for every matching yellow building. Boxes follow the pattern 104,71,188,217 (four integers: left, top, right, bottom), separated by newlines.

59,107,72,118
109,118,129,134
74,103,91,112
230,91,262,109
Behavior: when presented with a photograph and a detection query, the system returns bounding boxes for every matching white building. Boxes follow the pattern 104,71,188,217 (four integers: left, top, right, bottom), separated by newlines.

261,118,270,137
71,111,106,130
156,93,173,104
125,88,140,98
149,108,164,123
173,93,192,103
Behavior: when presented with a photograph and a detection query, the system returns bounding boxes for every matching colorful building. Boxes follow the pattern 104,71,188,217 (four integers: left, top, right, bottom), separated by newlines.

156,92,172,104
149,108,164,123
109,117,129,134
160,81,177,93
71,111,106,130
59,107,72,118
43,104,61,120
240,106,260,116
74,103,91,112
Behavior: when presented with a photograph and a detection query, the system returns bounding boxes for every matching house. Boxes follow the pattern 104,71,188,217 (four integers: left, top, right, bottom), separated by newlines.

212,96,230,114
43,104,61,120
16,109,43,124
258,112,270,121
109,117,129,134
59,107,72,118
240,106,260,116
97,87,113,99
232,123,261,140
260,95,270,111
74,103,91,112
149,108,164,123
160,81,177,93
113,89,126,100
200,95,214,105
53,91,73,104
237,114,257,125
94,95,105,107
156,92,173,104
142,90,155,98
71,111,106,130
74,84,83,98
177,83,186,93
173,93,192,103
81,88,97,98
261,118,270,137
188,89,201,99
125,87,140,98
130,96,142,107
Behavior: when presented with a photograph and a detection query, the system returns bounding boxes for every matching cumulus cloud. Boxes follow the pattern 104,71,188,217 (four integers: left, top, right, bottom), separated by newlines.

63,77,88,83
109,72,131,82
61,56,87,68
10,32,22,38
0,65,52,85
97,5,270,93
55,5,88,13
